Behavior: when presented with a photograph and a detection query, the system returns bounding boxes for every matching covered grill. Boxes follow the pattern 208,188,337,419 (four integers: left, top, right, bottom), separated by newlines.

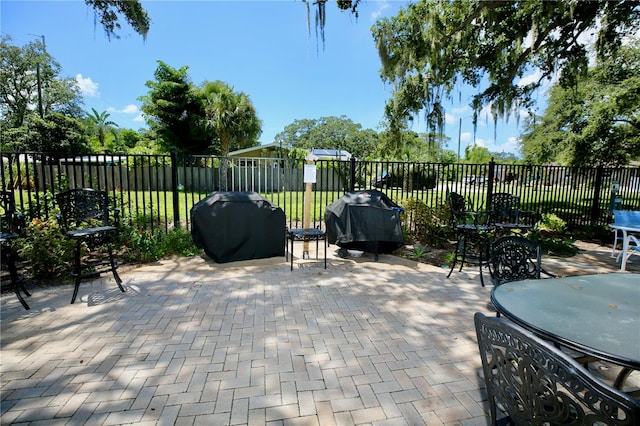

324,190,404,257
191,191,285,263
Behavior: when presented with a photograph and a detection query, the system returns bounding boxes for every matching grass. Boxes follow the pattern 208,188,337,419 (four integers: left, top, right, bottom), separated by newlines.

113,185,628,228
18,182,635,232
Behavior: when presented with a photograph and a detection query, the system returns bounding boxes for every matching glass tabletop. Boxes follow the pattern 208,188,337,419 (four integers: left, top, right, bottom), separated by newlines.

491,273,640,369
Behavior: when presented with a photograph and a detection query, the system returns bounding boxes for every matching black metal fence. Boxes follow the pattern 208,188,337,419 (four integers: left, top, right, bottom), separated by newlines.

2,152,639,233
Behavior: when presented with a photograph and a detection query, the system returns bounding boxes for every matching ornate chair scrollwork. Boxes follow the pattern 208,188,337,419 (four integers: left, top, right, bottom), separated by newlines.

56,188,124,304
489,235,541,287
474,312,640,425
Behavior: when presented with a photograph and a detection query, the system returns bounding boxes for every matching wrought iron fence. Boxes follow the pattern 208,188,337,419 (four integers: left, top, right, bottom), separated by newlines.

1,152,639,233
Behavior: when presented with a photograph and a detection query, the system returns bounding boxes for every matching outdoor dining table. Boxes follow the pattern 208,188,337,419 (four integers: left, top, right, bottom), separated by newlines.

491,273,640,389
609,223,640,271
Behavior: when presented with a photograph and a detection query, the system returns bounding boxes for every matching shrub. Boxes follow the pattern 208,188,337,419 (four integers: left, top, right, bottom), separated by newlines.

120,225,165,263
17,217,75,278
119,224,200,263
530,213,579,257
160,226,200,257
402,198,452,248
537,213,567,234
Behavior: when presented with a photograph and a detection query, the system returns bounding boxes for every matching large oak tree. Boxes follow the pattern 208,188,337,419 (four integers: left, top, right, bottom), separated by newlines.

274,116,378,160
520,44,640,167
372,0,640,138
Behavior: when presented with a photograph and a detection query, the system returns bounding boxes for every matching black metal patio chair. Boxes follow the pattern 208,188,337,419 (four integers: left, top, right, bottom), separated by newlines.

488,235,543,317
474,312,640,425
447,192,494,286
489,235,541,287
487,192,537,236
1,190,31,309
56,188,124,304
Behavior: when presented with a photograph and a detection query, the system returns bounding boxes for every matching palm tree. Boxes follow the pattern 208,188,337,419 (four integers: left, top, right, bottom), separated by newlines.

201,81,262,190
87,108,118,147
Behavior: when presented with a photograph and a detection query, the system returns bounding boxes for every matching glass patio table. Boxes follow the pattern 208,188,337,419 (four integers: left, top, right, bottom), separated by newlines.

491,273,640,385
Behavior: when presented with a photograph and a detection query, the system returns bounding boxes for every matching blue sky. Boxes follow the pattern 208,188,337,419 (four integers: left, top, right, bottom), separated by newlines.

2,0,538,156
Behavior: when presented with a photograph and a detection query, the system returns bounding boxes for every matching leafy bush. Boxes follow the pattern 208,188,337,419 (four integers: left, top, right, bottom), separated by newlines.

530,213,579,257
537,213,567,234
401,198,452,248
160,226,200,257
120,226,165,263
536,235,579,257
17,217,75,278
119,224,199,263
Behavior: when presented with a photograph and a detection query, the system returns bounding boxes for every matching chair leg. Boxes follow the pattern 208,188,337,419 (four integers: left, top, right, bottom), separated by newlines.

71,241,83,304
323,234,327,269
458,236,468,272
447,256,457,278
107,242,124,292
290,234,294,271
447,235,463,278
478,237,489,288
5,247,30,310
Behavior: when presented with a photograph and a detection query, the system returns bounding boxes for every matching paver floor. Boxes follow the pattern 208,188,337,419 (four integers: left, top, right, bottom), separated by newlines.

1,243,637,425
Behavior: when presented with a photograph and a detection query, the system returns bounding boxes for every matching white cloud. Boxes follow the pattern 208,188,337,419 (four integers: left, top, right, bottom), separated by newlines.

370,2,389,21
473,137,488,148
445,112,456,125
519,108,531,120
133,114,145,122
75,74,99,97
477,104,494,123
477,135,521,156
503,136,521,153
121,104,138,114
460,131,473,143
517,70,542,87
107,104,139,114
450,106,473,115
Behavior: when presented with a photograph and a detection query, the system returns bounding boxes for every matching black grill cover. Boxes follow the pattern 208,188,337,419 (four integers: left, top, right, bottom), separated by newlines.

324,190,404,254
191,191,285,263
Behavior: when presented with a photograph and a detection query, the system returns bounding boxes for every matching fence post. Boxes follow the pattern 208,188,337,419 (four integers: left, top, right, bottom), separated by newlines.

591,165,604,225
487,157,496,206
171,150,180,228
350,156,356,192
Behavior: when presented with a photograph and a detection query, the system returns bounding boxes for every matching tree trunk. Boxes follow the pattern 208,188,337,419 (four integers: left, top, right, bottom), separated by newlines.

219,157,229,191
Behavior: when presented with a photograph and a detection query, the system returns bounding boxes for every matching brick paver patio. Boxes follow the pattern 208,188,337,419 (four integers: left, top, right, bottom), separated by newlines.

1,243,637,425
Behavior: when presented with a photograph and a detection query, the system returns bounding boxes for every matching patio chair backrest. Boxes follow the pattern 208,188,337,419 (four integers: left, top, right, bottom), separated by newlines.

488,192,520,224
55,188,112,231
449,192,474,226
489,235,541,285
474,312,640,425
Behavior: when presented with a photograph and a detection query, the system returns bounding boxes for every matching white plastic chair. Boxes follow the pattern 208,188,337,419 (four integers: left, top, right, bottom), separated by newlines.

622,235,640,267
611,210,640,258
